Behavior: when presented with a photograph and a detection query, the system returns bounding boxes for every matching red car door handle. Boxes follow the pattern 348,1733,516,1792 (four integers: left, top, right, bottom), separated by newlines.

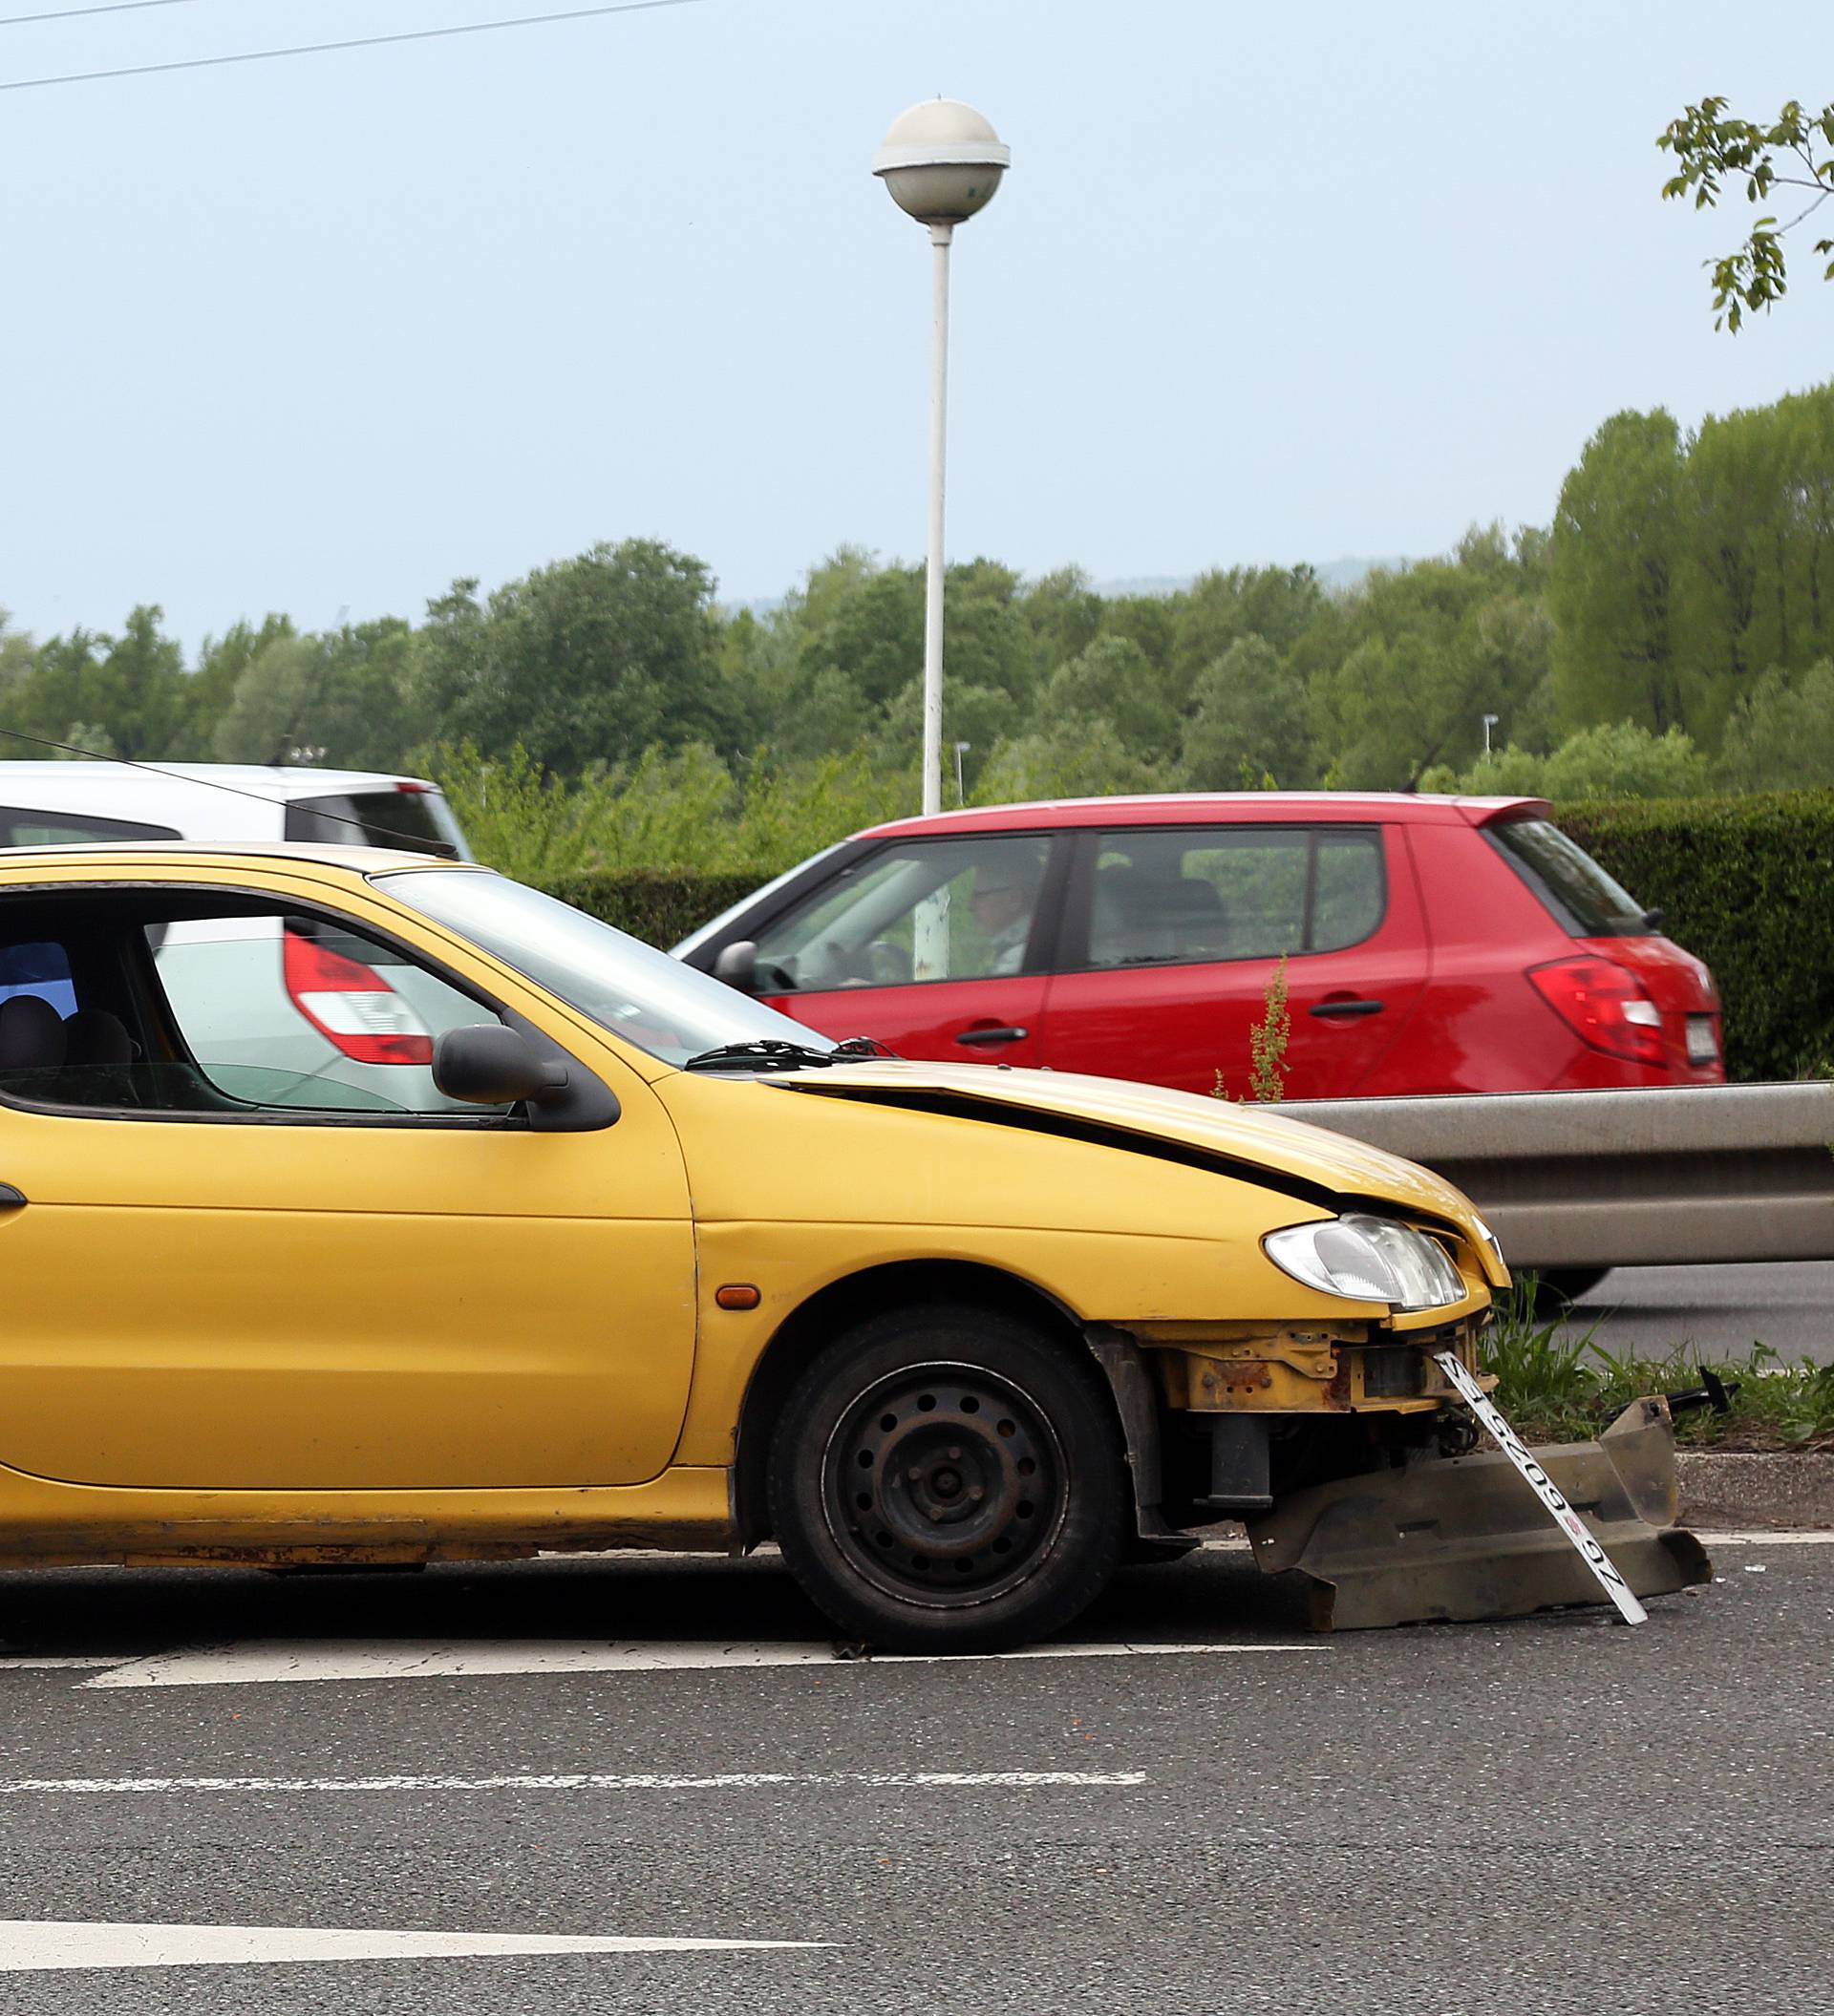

955,1026,1029,1047
1309,998,1385,1020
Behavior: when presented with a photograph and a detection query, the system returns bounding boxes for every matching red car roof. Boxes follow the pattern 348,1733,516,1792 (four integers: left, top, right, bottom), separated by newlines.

858,792,1550,841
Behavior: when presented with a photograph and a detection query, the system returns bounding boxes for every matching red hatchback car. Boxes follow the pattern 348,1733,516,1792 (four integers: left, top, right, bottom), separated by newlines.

672,795,1724,1098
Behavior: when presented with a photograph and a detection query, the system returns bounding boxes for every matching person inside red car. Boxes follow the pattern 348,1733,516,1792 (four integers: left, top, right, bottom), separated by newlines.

969,847,1044,975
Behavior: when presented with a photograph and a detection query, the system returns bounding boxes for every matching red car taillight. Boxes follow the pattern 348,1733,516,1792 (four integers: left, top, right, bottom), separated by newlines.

1525,955,1666,1066
282,928,433,1065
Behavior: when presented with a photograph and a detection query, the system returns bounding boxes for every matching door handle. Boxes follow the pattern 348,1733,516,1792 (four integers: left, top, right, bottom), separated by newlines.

954,1026,1029,1047
1309,998,1385,1020
0,1183,26,1209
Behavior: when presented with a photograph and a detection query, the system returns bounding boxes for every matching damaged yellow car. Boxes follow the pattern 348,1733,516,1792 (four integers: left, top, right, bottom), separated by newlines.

0,845,1707,1648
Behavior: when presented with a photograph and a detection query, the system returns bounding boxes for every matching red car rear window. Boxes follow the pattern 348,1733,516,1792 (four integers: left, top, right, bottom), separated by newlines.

1484,817,1650,937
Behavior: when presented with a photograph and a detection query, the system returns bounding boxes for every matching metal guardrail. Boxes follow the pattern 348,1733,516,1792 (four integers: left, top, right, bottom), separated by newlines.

1272,1083,1834,1270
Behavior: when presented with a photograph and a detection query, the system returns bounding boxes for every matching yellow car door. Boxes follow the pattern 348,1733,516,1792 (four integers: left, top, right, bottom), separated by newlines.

0,869,696,1493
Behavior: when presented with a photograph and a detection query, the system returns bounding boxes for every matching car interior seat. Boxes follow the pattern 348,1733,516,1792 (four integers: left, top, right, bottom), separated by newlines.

0,993,69,1072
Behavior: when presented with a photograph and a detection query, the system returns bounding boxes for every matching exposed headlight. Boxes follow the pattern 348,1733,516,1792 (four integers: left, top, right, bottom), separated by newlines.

1264,1214,1467,1310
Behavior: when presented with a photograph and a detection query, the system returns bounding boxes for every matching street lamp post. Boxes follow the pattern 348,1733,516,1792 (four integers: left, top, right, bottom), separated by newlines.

952,739,971,805
874,100,1010,817
1482,712,1501,756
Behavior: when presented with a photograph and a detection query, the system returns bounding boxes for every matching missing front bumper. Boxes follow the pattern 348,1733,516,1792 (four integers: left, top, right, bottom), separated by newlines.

1243,1395,1712,1629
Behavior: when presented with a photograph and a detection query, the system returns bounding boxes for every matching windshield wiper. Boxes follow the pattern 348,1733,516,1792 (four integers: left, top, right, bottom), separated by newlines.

682,1038,844,1073
681,1034,895,1073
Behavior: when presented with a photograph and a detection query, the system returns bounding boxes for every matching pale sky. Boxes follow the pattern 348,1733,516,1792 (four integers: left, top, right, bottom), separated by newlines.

2,0,1826,652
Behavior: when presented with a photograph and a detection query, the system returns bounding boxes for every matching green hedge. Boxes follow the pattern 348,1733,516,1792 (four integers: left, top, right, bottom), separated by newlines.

540,793,1834,1082
1557,791,1834,1081
540,869,767,949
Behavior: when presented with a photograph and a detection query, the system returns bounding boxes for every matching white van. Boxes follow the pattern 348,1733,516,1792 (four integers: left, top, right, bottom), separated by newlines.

0,761,471,857
0,762,477,1112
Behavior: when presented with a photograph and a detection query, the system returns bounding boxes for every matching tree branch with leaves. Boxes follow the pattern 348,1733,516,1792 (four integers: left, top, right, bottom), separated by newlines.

1658,96,1834,330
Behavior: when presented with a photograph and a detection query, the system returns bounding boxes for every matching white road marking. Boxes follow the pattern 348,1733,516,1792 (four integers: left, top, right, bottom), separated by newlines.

0,1920,825,1971
0,1770,1146,1796
78,1637,1323,1689
1695,1530,1834,1544
0,1656,122,1672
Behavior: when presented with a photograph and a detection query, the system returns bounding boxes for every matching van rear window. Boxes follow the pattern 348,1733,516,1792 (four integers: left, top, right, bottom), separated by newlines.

1485,817,1650,937
0,805,181,847
285,791,466,858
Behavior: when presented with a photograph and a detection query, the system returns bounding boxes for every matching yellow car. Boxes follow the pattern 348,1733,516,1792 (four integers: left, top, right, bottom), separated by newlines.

0,845,1704,1648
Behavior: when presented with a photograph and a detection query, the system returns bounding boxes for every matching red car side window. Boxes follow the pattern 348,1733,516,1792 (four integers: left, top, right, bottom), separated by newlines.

1079,825,1384,970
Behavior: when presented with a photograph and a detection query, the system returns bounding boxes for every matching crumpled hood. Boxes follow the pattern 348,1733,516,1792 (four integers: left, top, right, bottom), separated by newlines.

777,1059,1484,1230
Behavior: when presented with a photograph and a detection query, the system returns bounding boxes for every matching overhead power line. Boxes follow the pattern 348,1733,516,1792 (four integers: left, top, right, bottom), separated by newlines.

0,0,704,91
0,1,201,26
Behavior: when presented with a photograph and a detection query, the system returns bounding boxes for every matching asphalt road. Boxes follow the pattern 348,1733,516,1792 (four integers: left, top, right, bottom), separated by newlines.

0,1540,1827,2013
1563,1261,1834,1368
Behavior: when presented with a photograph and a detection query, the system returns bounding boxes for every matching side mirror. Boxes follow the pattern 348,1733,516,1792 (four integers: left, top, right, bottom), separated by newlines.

434,1024,569,1107
713,940,759,993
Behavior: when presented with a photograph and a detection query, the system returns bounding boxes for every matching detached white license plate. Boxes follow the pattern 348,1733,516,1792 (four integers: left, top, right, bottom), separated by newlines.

1685,1016,1718,1066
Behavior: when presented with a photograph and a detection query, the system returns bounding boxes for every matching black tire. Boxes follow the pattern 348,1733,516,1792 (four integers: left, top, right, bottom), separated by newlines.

1531,1267,1608,1313
767,1305,1128,1653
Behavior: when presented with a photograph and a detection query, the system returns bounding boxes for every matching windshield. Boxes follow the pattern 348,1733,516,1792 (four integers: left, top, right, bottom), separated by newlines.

374,868,837,1069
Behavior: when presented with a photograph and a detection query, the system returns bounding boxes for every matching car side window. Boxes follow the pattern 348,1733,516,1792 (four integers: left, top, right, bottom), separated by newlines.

0,895,515,1120
0,941,77,1017
750,837,1054,989
1312,830,1386,951
0,805,181,847
1083,826,1384,968
151,910,514,1114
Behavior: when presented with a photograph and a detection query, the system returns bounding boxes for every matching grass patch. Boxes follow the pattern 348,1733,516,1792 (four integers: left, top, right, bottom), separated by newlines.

1484,1276,1834,1452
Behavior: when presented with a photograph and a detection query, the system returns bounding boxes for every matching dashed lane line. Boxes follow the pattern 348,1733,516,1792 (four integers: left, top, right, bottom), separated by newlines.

64,1637,1324,1689
0,1770,1146,1796
0,1920,828,1971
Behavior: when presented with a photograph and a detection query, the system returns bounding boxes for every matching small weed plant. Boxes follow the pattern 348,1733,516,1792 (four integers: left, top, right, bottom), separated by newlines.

1486,1275,1834,1451
1213,956,1291,1103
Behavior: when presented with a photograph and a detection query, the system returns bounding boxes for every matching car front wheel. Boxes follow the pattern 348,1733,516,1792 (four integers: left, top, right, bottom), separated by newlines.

767,1305,1128,1653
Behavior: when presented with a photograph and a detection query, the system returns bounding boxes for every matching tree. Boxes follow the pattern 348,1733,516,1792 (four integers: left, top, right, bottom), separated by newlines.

212,621,418,770
1547,412,1688,734
1310,536,1550,788
1427,721,1709,800
411,540,733,775
1042,636,1179,760
1658,96,1834,329
0,607,186,761
1170,564,1323,706
1179,635,1316,789
181,617,297,757
1716,659,1834,790
975,717,1168,802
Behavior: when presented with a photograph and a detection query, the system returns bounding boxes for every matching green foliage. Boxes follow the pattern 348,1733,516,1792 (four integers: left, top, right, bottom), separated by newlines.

1487,1291,1832,1452
1547,389,1834,746
1658,95,1834,330
1180,634,1316,789
428,740,909,885
0,606,186,762
1548,411,1687,733
1210,955,1292,1104
972,716,1168,803
1043,636,1178,759
1433,721,1710,800
412,540,733,775
1247,955,1290,1102
1559,791,1834,1080
1716,659,1834,790
539,870,766,948
209,621,417,770
1311,528,1550,788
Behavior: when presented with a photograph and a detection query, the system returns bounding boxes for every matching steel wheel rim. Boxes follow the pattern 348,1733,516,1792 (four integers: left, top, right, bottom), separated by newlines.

819,1358,1070,1610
